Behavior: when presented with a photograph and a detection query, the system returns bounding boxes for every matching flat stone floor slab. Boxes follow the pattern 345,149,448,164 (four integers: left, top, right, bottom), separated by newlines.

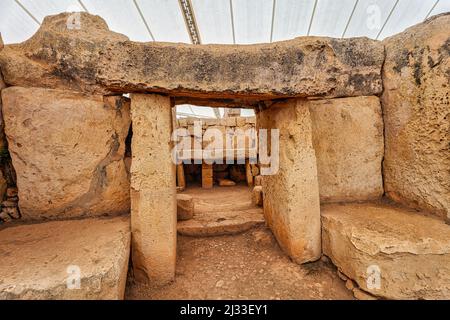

177,186,264,236
322,201,450,299
0,216,130,300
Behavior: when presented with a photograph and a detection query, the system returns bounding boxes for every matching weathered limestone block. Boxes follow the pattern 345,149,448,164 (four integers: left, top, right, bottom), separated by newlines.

257,99,321,264
1,87,130,221
202,163,213,188
322,202,450,299
130,94,176,285
177,194,194,221
382,13,450,219
252,186,263,207
309,96,384,203
254,175,263,186
0,216,130,300
0,13,384,100
177,208,264,237
218,178,236,187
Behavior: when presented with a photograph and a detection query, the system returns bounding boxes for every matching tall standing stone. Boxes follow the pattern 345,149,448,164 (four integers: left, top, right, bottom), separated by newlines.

130,94,176,284
257,99,321,264
382,13,450,219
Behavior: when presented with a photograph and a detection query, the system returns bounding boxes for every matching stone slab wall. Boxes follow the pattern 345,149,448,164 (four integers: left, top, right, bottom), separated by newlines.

309,96,384,203
175,116,257,160
1,87,131,221
257,99,321,264
382,13,450,219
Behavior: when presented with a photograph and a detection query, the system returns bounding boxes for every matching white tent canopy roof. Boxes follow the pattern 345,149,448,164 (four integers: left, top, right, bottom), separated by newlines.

1,0,448,118
1,0,448,45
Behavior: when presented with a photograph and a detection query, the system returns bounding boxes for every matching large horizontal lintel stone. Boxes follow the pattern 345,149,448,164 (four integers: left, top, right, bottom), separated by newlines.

0,13,384,100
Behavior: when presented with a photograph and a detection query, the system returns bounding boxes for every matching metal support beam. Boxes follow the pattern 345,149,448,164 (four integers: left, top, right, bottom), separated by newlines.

14,0,40,25
307,0,318,36
178,0,201,45
341,0,359,38
376,0,399,40
229,0,236,44
133,0,155,41
270,0,277,43
77,0,89,13
425,0,440,20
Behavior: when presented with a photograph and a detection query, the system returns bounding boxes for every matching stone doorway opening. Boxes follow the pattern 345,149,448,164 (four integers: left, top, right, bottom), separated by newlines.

174,105,265,237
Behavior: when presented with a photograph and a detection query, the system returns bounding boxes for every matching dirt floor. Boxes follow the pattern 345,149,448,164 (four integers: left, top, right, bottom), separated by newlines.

126,225,354,300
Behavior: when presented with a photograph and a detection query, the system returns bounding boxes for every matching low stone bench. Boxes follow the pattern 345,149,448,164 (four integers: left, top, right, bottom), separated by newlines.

322,202,450,300
0,216,130,300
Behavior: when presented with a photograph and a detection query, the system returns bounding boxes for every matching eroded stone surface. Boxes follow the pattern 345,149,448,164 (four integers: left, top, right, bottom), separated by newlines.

130,94,176,285
0,216,130,300
1,87,131,221
0,13,384,100
257,99,321,264
309,96,384,203
177,194,194,221
177,208,265,237
382,13,450,219
322,202,450,299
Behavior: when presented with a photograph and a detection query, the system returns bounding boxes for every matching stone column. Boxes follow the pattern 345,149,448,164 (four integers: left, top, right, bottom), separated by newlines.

130,94,177,284
201,162,213,188
257,99,321,264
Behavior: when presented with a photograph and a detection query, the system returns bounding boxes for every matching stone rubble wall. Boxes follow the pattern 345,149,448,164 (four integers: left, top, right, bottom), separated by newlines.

381,13,450,220
175,116,257,159
0,34,20,223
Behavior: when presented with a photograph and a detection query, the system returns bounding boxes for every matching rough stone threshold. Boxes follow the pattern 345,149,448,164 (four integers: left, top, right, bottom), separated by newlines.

177,185,264,237
0,216,130,299
322,202,450,300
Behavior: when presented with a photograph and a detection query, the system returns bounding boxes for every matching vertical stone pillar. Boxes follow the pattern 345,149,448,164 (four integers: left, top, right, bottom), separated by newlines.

130,94,176,284
202,162,213,188
257,99,321,264
177,164,186,189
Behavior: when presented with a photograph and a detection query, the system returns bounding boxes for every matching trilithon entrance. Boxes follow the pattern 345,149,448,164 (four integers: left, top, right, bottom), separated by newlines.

129,95,322,285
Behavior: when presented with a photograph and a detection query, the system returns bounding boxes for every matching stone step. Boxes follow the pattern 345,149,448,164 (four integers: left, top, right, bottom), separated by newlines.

177,208,265,237
322,202,450,300
0,216,130,300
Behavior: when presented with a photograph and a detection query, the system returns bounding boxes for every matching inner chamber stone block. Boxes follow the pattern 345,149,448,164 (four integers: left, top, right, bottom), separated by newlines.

309,96,384,203
257,99,321,264
130,93,177,285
